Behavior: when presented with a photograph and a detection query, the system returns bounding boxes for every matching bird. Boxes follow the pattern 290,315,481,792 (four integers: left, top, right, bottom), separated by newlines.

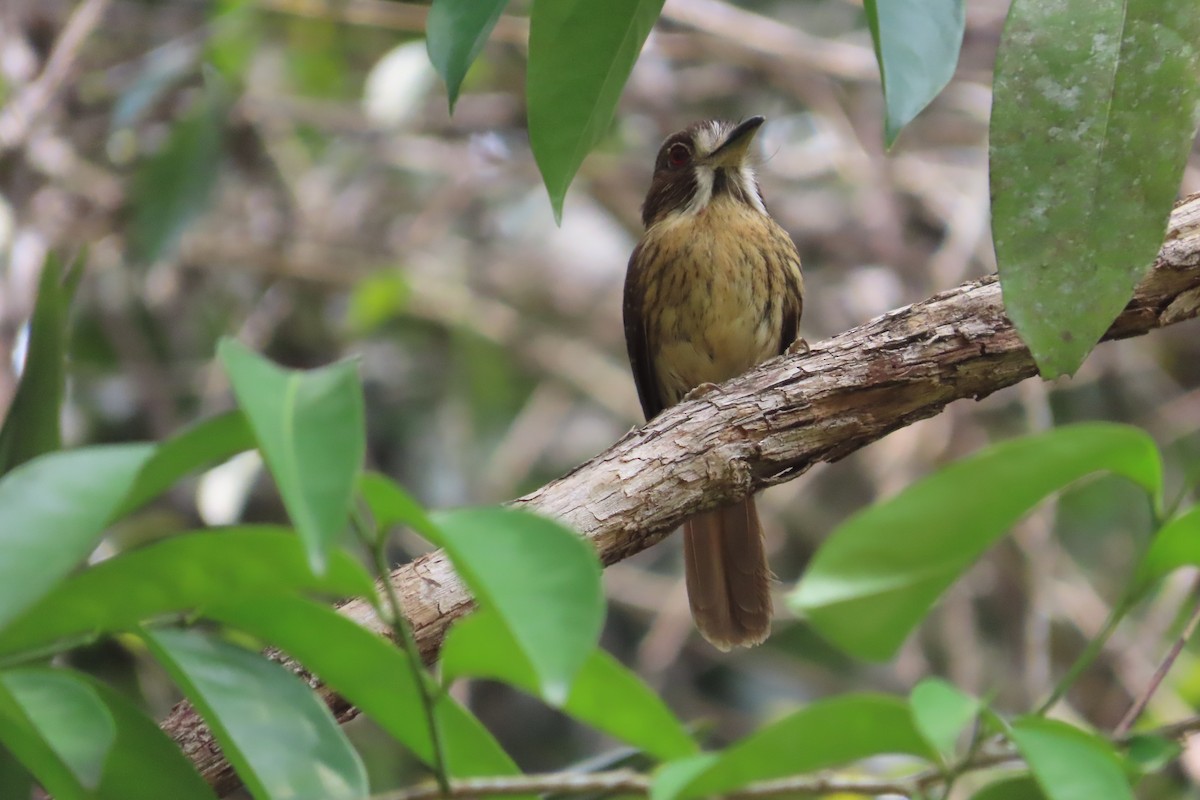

622,116,805,650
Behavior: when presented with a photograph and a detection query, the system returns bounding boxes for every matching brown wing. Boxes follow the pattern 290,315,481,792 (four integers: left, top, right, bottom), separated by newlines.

623,241,664,421
775,246,805,355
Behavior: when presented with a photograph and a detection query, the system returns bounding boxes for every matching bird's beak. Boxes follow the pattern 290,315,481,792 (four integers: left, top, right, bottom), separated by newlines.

703,116,765,168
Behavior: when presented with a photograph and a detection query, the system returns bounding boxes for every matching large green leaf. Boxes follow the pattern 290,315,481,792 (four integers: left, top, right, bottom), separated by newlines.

218,339,365,574
1011,718,1134,800
116,411,254,517
863,0,965,146
0,669,213,799
129,88,226,265
433,507,604,704
202,595,520,780
653,693,934,800
789,423,1161,660
0,528,374,659
0,678,92,797
359,471,443,545
0,669,114,790
990,0,1200,377
442,609,696,761
527,0,665,221
0,444,155,633
427,0,508,110
0,253,80,475
144,627,368,800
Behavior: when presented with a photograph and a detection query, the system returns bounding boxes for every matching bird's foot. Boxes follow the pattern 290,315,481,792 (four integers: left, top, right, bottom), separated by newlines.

786,337,811,356
683,382,722,402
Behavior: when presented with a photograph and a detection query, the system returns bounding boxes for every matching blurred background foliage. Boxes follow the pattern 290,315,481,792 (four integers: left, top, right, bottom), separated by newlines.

1,0,1199,793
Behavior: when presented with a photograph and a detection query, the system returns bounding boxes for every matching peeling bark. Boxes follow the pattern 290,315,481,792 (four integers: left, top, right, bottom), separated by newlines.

163,193,1200,796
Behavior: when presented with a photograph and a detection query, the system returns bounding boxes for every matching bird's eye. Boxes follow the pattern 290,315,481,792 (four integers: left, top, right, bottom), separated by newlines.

667,143,691,168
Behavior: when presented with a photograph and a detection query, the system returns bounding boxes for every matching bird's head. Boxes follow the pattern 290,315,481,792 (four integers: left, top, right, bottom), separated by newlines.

640,116,768,228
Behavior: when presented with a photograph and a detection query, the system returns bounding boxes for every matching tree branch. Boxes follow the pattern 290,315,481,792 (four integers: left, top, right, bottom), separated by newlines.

163,193,1200,795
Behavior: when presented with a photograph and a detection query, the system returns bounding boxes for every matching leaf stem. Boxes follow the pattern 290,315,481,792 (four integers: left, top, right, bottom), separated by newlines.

353,505,451,796
1035,592,1133,716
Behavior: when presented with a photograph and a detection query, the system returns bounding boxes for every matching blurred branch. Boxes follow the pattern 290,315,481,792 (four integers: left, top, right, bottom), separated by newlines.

164,193,1200,795
0,0,111,153
379,713,1200,800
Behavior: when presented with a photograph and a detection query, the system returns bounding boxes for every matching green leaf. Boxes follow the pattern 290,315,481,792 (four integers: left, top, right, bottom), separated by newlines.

910,678,979,760
218,339,365,574
144,627,368,800
527,0,665,221
1133,506,1200,595
117,411,255,517
0,444,155,633
202,595,520,780
1,669,214,799
655,693,934,800
442,609,696,761
789,423,1161,660
1124,733,1181,774
129,88,225,264
426,0,508,110
0,669,114,790
0,679,91,798
0,528,375,659
433,508,604,704
1010,717,1134,800
968,775,1046,800
0,746,33,800
0,253,81,475
990,0,1200,377
863,0,965,146
359,471,444,545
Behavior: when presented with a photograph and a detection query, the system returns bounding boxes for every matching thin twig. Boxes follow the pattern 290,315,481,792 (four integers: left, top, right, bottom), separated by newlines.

1115,573,1200,736
354,507,451,796
1035,593,1135,716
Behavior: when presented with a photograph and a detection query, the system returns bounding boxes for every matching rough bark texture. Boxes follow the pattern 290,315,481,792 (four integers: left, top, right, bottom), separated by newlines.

164,193,1200,796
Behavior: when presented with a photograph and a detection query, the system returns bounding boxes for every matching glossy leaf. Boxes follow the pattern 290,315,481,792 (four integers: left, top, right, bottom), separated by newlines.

203,595,520,780
1,669,114,789
0,746,33,800
863,0,965,146
0,253,80,475
1124,734,1181,774
427,0,508,110
433,507,604,703
0,444,154,633
442,609,696,760
990,0,1200,377
527,0,665,221
0,679,90,798
2,669,213,799
910,678,979,760
218,338,365,574
1011,717,1133,800
144,627,368,800
1133,506,1200,595
0,528,375,659
129,89,225,264
969,776,1046,800
789,423,1161,660
655,693,934,800
117,411,254,517
359,471,444,545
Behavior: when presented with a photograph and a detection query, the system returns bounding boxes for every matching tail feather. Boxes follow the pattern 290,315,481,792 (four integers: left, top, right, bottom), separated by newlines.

682,497,772,650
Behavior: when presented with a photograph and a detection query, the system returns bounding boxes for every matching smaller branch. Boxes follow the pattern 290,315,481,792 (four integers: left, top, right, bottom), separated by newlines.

1035,593,1135,716
1115,574,1200,736
0,0,111,152
382,715,1200,800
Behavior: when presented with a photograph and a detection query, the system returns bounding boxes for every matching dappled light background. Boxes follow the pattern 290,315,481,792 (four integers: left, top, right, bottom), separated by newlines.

2,0,1200,794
